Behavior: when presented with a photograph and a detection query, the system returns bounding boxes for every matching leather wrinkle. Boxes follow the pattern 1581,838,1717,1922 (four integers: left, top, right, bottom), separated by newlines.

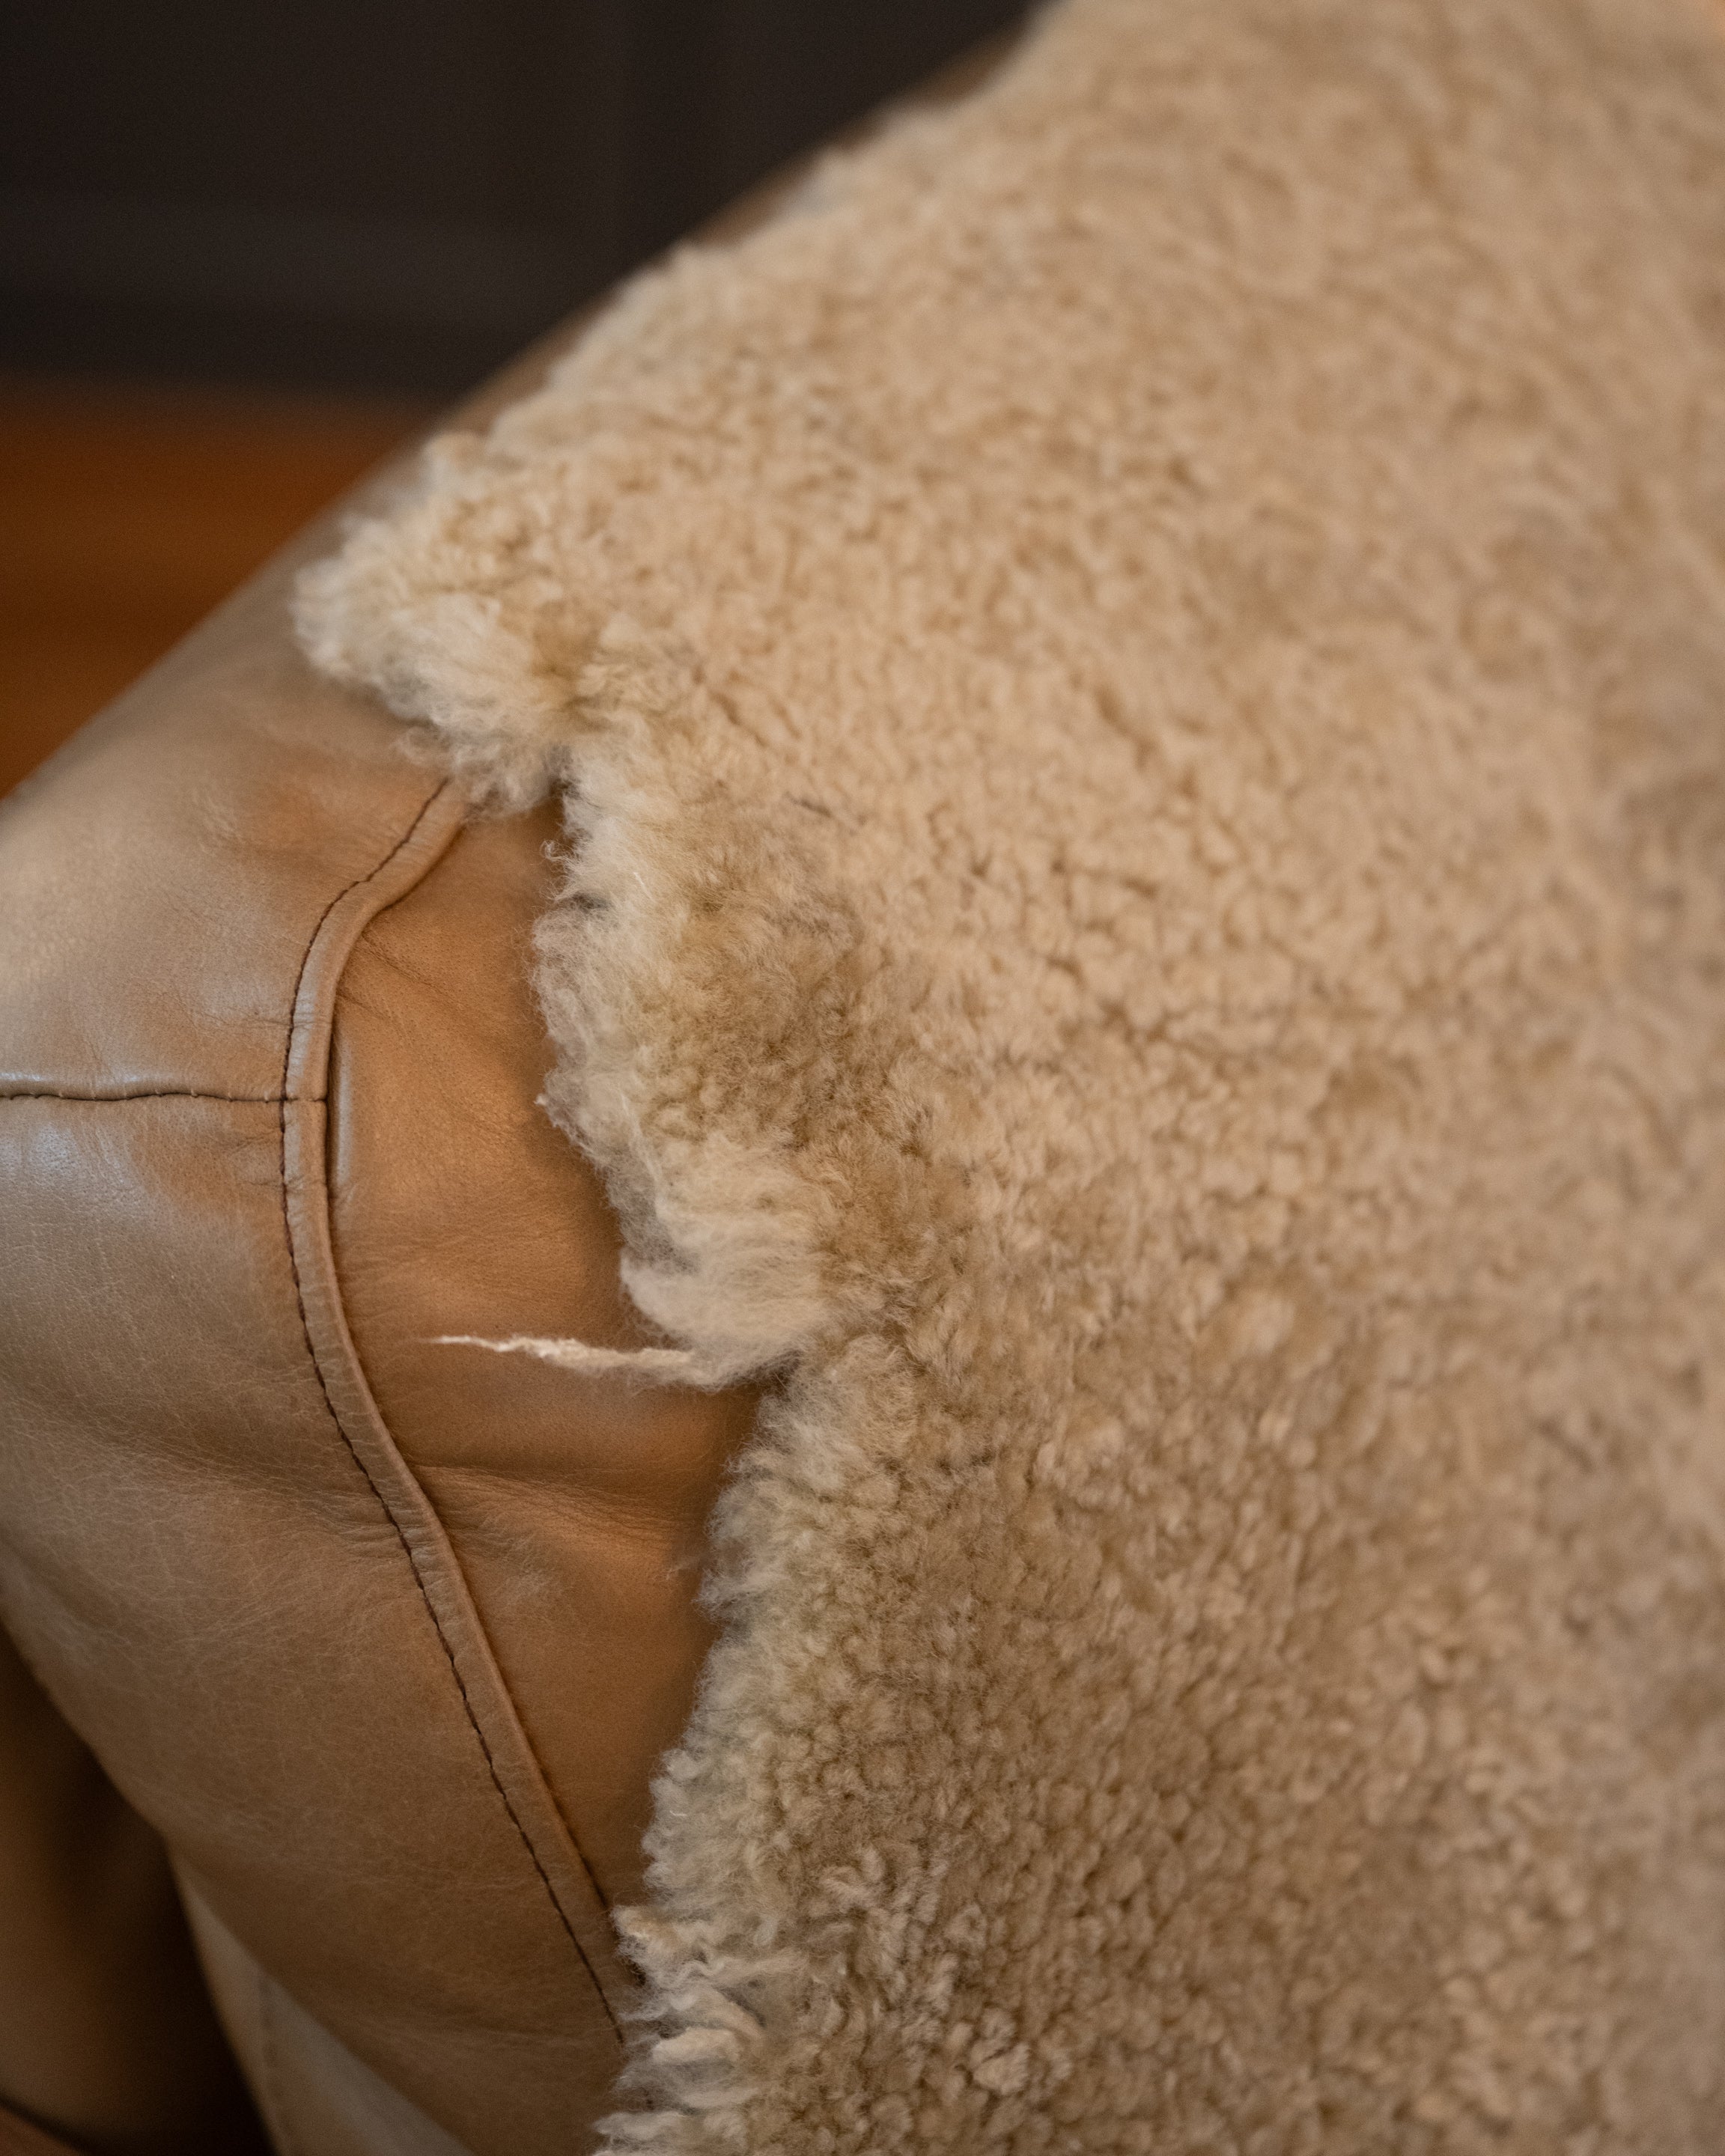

267,776,626,2053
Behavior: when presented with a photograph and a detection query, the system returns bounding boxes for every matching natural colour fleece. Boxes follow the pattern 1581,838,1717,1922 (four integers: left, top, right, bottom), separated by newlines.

299,0,1725,2146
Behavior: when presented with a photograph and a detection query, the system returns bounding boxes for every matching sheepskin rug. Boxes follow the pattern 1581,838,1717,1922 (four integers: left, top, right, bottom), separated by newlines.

299,0,1725,2146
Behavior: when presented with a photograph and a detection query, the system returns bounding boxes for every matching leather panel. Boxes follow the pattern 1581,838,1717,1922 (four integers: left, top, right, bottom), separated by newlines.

326,808,758,1904
0,582,438,1102
281,1081,630,2006
0,1094,621,2152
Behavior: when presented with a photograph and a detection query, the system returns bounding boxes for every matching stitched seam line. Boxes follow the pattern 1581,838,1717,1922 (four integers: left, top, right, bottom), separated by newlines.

0,1089,280,1103
274,787,623,2050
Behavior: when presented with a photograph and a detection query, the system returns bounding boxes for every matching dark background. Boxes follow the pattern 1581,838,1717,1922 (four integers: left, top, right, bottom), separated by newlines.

1,0,1028,395
0,0,1028,796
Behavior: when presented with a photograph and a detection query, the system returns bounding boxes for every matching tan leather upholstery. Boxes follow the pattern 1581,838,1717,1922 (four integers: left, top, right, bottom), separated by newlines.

326,806,757,1905
0,547,759,2149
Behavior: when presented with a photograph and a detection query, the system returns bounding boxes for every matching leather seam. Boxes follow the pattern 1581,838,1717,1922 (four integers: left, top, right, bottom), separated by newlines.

0,1090,279,1103
273,782,625,2050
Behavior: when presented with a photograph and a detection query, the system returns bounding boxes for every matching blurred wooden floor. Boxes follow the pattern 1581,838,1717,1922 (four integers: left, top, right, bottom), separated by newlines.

0,379,435,800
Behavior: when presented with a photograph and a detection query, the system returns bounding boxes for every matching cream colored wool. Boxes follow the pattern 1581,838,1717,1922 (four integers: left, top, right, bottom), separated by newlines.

299,0,1725,2146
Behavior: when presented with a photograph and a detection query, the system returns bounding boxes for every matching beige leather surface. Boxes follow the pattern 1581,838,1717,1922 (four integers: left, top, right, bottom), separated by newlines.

0,611,659,2148
327,808,757,1906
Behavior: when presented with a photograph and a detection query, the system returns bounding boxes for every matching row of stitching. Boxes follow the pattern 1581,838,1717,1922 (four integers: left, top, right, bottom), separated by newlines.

10,791,454,1109
0,1090,280,1103
270,780,625,2050
277,786,454,1100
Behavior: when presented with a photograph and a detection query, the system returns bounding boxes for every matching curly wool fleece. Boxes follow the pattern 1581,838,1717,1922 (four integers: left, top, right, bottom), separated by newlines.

299,0,1725,2146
